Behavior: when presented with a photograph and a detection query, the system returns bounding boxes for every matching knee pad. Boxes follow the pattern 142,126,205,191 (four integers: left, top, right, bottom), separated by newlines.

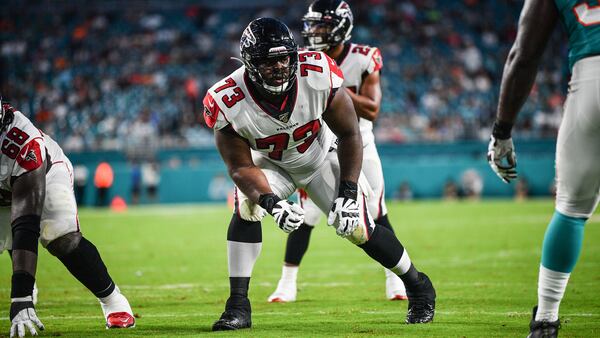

46,231,82,257
227,214,262,243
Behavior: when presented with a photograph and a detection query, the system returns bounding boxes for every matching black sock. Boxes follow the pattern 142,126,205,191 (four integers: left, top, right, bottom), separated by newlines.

375,214,394,234
56,237,115,298
399,264,422,291
230,277,250,298
358,225,403,269
284,223,313,265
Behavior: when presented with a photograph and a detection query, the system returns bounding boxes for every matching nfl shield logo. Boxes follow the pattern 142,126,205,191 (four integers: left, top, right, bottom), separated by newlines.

278,112,290,123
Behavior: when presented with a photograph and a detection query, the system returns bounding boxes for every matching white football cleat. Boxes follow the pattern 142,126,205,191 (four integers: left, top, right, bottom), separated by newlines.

385,269,408,301
99,286,135,328
268,278,297,303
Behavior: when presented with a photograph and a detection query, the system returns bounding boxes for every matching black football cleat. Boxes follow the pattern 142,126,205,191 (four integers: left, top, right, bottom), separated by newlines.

527,306,560,338
212,296,252,331
405,272,436,324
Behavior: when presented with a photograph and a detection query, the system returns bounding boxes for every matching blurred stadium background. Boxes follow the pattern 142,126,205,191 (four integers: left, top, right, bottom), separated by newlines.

0,0,566,206
3,1,599,337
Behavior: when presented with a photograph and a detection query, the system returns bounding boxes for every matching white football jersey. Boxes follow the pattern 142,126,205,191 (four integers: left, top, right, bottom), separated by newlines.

336,43,383,147
0,111,67,200
204,51,344,177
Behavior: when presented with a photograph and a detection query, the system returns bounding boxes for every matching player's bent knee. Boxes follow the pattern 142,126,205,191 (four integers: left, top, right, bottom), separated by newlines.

228,214,262,243
46,231,82,257
346,223,370,245
555,196,598,219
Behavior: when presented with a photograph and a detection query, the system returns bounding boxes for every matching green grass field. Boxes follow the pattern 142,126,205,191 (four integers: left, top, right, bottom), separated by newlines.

0,199,599,337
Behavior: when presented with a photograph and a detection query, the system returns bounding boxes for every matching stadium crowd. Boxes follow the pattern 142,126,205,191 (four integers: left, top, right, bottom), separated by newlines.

1,0,568,152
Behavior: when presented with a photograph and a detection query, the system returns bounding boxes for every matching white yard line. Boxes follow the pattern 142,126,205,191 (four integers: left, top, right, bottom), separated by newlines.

2,279,599,293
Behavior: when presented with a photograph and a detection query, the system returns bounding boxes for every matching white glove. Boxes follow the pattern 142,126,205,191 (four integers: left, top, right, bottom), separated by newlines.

10,297,44,338
327,197,360,237
487,135,517,183
271,200,305,233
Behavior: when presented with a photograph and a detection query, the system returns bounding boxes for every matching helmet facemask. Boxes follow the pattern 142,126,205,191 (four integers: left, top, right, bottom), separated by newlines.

302,19,336,51
245,50,298,95
240,18,299,95
302,0,353,51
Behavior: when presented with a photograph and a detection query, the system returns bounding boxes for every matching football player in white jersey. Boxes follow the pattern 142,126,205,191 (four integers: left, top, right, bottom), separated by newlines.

267,0,407,304
0,100,135,337
204,18,435,331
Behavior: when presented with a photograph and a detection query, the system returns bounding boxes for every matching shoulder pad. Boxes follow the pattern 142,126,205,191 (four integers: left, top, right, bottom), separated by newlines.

204,68,245,129
366,47,383,73
300,51,344,91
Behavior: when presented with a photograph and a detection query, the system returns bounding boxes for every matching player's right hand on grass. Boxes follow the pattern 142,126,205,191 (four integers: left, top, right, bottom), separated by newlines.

9,296,44,338
259,193,305,233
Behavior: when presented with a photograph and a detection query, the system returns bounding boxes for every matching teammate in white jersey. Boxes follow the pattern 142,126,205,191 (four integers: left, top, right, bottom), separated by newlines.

268,0,407,304
0,100,134,337
205,18,435,331
487,0,600,336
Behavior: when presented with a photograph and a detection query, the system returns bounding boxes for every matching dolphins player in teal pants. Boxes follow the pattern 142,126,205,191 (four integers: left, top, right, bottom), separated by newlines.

487,0,600,337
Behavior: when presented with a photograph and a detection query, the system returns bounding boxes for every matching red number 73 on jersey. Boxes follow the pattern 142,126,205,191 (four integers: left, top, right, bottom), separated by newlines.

255,119,322,160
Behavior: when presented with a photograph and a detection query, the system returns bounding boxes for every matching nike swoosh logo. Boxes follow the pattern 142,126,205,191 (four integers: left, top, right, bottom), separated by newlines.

19,145,29,160
208,100,215,109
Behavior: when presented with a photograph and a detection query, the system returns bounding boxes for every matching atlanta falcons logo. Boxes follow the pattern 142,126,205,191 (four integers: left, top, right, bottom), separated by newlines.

24,149,37,162
241,26,257,48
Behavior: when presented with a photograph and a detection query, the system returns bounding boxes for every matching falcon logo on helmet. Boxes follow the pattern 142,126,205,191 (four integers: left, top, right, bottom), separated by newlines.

241,26,257,48
240,18,299,95
302,0,354,51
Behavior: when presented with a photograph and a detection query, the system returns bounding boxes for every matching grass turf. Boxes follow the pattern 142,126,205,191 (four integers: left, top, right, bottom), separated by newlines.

0,199,598,337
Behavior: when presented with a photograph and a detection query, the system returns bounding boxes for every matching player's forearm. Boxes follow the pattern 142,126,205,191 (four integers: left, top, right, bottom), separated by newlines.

11,220,40,298
496,48,541,127
10,168,45,295
347,89,379,121
229,165,273,203
495,0,557,131
336,132,363,184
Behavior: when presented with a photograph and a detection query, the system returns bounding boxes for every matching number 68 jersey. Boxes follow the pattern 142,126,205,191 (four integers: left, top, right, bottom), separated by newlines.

203,51,345,177
0,110,67,198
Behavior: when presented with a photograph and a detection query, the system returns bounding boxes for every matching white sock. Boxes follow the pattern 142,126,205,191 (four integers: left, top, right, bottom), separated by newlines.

281,265,299,283
390,250,412,276
99,284,119,304
536,265,570,322
384,268,396,278
227,241,262,277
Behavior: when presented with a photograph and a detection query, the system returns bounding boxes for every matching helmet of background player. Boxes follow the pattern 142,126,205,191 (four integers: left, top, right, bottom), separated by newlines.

0,97,15,132
302,0,353,51
240,18,299,95
0,96,4,127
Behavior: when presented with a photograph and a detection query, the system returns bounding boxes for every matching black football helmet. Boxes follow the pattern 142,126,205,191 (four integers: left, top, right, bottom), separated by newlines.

302,0,353,51
240,18,298,95
0,96,14,132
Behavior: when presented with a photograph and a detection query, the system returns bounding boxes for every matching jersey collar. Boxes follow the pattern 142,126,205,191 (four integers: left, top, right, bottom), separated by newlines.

244,72,299,124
